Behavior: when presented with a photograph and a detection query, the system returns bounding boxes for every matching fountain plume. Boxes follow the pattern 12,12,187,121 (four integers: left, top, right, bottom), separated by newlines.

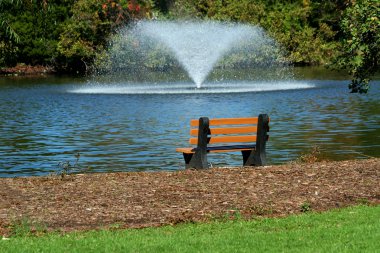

101,20,288,89
135,20,261,88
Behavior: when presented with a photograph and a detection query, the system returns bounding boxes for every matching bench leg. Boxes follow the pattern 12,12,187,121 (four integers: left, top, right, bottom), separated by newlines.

242,150,266,166
242,114,269,167
183,152,208,169
183,153,193,166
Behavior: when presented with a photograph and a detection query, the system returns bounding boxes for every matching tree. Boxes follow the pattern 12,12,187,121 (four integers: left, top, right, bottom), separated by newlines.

0,0,22,67
167,0,342,66
335,0,380,93
0,0,21,42
1,0,75,68
57,0,153,73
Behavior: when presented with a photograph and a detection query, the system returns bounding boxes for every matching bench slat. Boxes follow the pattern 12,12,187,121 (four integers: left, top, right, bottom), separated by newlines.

190,126,257,136
190,135,256,145
176,144,256,154
176,147,194,153
208,144,256,151
190,117,258,127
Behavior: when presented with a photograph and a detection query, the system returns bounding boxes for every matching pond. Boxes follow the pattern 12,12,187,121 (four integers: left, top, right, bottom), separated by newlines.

0,67,379,177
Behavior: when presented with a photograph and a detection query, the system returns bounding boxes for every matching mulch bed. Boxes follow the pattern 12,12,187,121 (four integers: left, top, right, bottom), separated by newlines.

1,158,379,236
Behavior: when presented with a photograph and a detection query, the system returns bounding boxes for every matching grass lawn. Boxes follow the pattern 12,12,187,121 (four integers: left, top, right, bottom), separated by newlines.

2,205,379,253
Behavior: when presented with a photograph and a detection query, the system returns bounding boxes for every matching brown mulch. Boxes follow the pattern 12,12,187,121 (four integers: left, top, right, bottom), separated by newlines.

0,65,54,75
1,158,379,236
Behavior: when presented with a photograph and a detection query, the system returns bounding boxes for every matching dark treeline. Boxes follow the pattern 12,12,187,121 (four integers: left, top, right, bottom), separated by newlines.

0,0,152,73
0,0,379,92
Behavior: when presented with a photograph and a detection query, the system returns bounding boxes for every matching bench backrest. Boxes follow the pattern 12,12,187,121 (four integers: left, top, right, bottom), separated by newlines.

188,116,269,146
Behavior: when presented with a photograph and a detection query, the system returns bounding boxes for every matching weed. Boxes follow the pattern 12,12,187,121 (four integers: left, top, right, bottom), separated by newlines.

223,208,243,221
356,198,370,205
300,202,312,213
108,223,123,230
8,217,47,237
210,208,244,222
249,204,273,216
53,153,91,180
294,146,322,164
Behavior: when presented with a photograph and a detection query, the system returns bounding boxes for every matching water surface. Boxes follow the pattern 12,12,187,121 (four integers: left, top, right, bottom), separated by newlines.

0,70,379,177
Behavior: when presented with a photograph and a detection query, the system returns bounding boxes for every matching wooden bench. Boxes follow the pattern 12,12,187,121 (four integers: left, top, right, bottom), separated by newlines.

176,114,270,169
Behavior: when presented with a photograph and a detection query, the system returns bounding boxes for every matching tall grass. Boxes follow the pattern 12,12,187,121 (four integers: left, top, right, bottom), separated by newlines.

2,205,379,253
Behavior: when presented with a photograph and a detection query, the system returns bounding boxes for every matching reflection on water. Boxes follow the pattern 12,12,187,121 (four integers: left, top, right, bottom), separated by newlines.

0,71,379,177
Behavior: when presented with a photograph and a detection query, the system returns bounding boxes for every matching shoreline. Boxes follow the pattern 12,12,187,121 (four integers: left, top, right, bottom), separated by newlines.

0,65,55,76
1,158,379,236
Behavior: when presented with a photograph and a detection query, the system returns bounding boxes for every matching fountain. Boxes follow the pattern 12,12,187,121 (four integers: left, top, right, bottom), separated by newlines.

134,20,263,88
71,20,314,94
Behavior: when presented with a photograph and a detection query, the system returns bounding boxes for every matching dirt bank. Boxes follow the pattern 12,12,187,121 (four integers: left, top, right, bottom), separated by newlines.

1,158,379,236
0,65,54,76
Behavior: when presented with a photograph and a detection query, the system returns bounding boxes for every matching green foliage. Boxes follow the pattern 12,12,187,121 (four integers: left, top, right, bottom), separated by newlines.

56,0,106,73
334,0,380,93
258,2,335,65
57,0,153,73
98,28,177,74
202,0,265,23
0,0,75,67
0,0,152,71
0,0,21,42
0,0,22,67
8,217,47,237
167,0,342,66
167,0,204,18
0,39,18,68
300,202,312,212
0,18,20,44
1,0,379,80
